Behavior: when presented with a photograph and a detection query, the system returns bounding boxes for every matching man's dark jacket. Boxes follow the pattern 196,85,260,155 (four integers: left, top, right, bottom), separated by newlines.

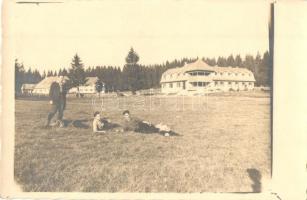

49,82,67,109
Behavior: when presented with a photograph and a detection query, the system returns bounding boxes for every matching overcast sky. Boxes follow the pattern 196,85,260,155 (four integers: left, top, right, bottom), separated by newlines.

7,0,270,71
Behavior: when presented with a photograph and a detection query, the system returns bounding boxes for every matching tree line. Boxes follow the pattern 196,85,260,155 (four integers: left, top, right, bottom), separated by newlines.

15,48,272,94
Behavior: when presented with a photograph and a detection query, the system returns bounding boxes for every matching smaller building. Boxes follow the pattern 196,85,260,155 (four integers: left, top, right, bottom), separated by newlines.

32,76,68,95
33,76,105,96
21,84,36,94
68,77,105,95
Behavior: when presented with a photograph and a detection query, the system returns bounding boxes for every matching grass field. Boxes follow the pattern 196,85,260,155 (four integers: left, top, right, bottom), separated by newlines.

14,91,271,192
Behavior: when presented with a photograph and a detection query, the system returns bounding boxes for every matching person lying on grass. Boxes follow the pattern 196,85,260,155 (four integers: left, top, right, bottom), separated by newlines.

92,111,106,133
119,110,179,137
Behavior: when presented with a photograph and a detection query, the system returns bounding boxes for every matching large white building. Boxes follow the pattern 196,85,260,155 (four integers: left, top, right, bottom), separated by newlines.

160,59,255,94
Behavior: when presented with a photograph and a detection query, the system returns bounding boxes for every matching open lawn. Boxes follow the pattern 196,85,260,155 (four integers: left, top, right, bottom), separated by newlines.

14,91,271,192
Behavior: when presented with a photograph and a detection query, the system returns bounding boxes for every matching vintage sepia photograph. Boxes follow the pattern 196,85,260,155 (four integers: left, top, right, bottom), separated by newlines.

10,0,273,193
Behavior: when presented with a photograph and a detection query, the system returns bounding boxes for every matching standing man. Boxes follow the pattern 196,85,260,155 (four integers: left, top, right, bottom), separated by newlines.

45,76,68,128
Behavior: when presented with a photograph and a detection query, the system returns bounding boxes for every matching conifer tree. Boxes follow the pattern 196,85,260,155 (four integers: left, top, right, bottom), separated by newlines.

123,48,141,93
67,54,87,96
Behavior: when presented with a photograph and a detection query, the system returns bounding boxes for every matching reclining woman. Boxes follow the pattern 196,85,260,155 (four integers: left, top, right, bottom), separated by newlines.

92,111,119,133
120,110,179,137
92,111,106,133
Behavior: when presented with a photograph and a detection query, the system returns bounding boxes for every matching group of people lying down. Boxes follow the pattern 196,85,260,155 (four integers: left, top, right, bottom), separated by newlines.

93,110,178,137
44,77,177,137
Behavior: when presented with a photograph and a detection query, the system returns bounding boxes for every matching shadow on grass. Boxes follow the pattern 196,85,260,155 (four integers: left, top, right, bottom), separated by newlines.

247,168,261,193
62,118,121,130
63,119,73,127
72,119,90,129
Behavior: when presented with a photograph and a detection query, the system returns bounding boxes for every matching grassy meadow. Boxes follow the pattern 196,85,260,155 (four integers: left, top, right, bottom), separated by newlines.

14,91,271,192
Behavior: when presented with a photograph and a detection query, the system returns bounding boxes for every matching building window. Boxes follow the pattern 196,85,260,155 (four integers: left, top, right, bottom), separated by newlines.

228,82,231,85
189,71,212,76
170,83,173,88
198,72,205,76
220,73,223,75
190,82,209,87
235,73,238,76
215,81,218,86
228,73,231,76
177,82,181,87
249,82,252,85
